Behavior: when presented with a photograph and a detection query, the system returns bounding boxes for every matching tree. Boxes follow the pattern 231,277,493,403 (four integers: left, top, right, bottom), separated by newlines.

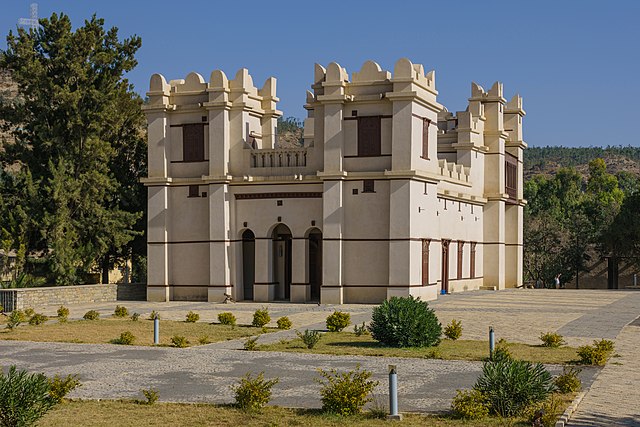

0,14,146,285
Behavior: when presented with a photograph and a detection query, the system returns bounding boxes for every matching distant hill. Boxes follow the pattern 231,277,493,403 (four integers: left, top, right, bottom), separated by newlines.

524,146,640,180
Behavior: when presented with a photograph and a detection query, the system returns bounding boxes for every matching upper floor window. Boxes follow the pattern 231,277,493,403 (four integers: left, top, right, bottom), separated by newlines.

183,123,205,162
505,153,518,200
357,116,381,157
421,118,430,160
362,179,375,193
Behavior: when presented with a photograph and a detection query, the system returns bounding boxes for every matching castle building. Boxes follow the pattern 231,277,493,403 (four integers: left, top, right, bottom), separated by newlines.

142,59,526,304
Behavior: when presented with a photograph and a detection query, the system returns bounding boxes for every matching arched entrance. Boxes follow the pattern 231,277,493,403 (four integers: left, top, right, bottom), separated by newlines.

272,224,292,300
441,239,450,294
241,229,255,301
308,229,323,301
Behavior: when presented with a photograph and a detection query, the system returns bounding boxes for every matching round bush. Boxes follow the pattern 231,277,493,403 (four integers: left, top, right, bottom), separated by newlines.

83,310,100,320
185,311,200,323
451,389,489,419
276,316,292,330
369,296,442,347
326,311,350,332
218,312,237,326
114,306,129,318
28,313,48,326
252,308,270,327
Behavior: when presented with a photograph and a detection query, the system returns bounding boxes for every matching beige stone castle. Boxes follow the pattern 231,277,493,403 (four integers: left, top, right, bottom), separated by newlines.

142,58,526,304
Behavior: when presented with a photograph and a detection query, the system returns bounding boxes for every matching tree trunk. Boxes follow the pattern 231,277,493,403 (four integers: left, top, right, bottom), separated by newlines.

101,256,109,284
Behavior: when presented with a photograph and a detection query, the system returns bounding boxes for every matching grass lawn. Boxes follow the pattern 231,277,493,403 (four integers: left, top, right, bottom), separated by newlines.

38,398,574,427
258,332,580,364
0,317,267,347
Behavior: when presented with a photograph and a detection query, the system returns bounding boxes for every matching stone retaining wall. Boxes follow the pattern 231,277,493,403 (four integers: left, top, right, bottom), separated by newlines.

0,283,146,311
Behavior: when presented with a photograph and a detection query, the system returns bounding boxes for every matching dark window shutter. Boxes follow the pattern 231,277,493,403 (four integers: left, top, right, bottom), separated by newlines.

470,242,477,279
362,180,375,193
457,241,464,279
188,185,199,198
183,124,205,162
357,116,381,157
422,119,430,159
422,239,430,286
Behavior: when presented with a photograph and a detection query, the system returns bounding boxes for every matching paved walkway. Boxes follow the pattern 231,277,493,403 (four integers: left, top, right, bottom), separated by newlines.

1,289,639,420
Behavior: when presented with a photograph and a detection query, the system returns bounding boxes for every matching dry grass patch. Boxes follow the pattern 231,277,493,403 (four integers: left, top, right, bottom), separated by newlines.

0,318,267,346
259,333,580,364
37,400,566,427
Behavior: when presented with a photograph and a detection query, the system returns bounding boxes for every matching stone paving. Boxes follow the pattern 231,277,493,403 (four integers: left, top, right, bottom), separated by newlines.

1,289,639,421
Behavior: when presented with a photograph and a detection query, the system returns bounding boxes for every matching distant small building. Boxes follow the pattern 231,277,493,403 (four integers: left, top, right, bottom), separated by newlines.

142,59,526,303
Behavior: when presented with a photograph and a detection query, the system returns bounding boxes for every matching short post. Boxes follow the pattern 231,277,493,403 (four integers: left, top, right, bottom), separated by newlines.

634,274,637,287
387,365,402,420
489,326,495,360
153,314,159,345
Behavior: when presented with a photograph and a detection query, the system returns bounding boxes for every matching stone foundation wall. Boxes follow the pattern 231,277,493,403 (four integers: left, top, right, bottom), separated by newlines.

0,283,147,311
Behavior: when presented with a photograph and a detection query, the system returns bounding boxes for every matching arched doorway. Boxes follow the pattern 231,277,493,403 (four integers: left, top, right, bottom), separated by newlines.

441,239,450,294
272,224,292,300
242,229,255,301
308,230,323,301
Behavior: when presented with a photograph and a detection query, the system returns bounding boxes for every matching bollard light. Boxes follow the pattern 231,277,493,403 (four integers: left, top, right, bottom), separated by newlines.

387,365,402,421
154,314,160,345
489,326,495,360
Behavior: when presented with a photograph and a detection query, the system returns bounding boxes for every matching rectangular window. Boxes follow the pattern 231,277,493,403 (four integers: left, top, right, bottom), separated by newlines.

183,123,205,162
422,239,430,286
421,118,430,159
362,180,375,193
188,185,200,198
357,116,381,157
457,240,464,279
505,153,518,200
470,242,477,279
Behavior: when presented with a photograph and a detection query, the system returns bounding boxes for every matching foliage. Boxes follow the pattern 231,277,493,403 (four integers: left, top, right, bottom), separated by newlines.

444,319,463,340
539,332,565,348
369,296,442,348
24,308,35,318
526,394,563,427
185,311,199,323
131,312,140,322
243,336,259,351
198,335,211,345
315,365,378,416
171,335,189,348
450,389,489,419
28,313,48,326
296,329,322,349
0,365,57,427
112,331,136,345
148,311,160,320
276,116,303,134
353,322,368,336
48,374,81,403
140,388,159,405
474,358,555,417
252,308,270,327
6,310,26,329
276,316,292,330
232,372,279,412
57,305,69,322
83,310,100,320
217,312,236,326
326,311,350,332
114,306,128,318
577,339,615,365
554,367,582,393
0,13,146,285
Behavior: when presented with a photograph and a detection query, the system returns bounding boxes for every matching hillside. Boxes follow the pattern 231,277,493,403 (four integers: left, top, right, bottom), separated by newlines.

0,69,18,146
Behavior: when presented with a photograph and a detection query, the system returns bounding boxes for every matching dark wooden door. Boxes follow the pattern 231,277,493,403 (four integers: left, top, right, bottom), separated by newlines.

441,240,450,293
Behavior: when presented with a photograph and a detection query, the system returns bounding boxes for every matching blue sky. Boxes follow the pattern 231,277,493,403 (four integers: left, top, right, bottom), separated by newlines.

1,0,639,148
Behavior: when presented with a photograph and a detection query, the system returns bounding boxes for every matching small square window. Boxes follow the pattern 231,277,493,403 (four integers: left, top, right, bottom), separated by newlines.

201,191,207,197
201,116,207,122
362,180,375,193
188,185,199,198
351,110,358,116
277,200,283,206
352,188,358,195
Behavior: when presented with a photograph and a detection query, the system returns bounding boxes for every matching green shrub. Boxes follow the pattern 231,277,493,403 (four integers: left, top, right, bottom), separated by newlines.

83,310,100,320
492,344,513,363
149,311,160,320
131,313,140,322
315,365,379,416
218,312,236,326
57,306,69,322
6,310,26,330
198,335,211,345
527,395,563,427
0,304,3,313
48,374,81,403
444,319,463,340
29,313,48,326
474,358,555,417
539,332,565,348
451,389,489,419
326,311,350,332
232,372,279,412
252,308,270,327
185,311,200,323
140,388,159,405
369,296,442,348
0,365,57,426
296,329,322,349
554,367,582,393
577,339,615,365
171,335,189,348
353,322,369,336
276,316,292,330
24,307,35,318
243,336,259,351
113,331,136,345
114,306,128,317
